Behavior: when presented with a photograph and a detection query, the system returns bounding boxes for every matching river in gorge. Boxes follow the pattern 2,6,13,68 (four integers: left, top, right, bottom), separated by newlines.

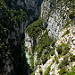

25,53,30,65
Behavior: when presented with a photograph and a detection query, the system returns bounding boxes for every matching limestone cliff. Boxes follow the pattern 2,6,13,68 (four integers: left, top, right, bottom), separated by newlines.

25,0,75,75
0,0,75,75
41,0,75,40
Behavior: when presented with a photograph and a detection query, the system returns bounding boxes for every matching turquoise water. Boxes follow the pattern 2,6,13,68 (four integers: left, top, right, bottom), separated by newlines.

25,53,30,64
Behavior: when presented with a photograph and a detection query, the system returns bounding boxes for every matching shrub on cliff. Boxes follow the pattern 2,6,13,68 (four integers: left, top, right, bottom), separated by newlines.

70,55,75,62
44,64,51,75
69,11,75,19
62,66,75,75
58,56,69,68
59,68,67,75
67,66,75,75
57,43,70,56
25,19,45,38
39,69,43,75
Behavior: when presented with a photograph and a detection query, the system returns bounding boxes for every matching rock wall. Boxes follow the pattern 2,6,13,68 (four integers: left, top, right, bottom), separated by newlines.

4,0,43,19
34,25,75,75
41,0,74,40
2,0,74,75
34,0,75,75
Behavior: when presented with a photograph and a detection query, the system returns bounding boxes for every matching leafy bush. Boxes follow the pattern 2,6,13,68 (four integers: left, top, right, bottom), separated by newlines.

41,55,48,64
44,64,51,75
57,43,70,56
69,11,75,19
25,19,45,38
39,69,43,75
56,45,62,54
59,68,68,75
58,56,69,68
67,66,75,75
30,55,34,70
63,66,75,75
50,48,55,56
35,31,55,64
70,55,75,62
54,56,59,64
31,71,35,75
62,30,70,37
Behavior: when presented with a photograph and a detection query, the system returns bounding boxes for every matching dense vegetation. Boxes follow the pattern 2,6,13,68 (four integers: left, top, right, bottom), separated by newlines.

26,19,45,38
70,54,75,62
58,56,69,69
44,64,51,75
66,66,75,75
56,43,70,56
0,0,28,75
35,31,55,65
59,66,75,75
62,30,70,37
0,0,75,75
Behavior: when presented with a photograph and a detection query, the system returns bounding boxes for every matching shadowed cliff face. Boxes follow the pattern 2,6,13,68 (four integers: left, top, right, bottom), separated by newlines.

4,0,43,18
0,0,44,75
0,0,28,75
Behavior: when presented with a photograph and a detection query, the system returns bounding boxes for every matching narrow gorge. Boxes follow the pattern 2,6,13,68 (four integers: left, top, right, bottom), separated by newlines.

0,0,75,75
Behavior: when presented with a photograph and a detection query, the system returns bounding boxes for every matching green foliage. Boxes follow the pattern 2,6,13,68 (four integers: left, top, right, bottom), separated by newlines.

30,71,35,75
39,69,43,75
41,55,47,64
26,19,45,38
50,48,55,56
63,66,75,75
38,31,55,47
35,31,55,64
30,55,34,70
58,56,69,68
62,30,70,37
59,68,68,75
0,0,28,75
54,56,59,64
69,11,75,19
57,43,70,55
70,55,75,62
8,8,27,22
63,20,72,29
44,64,51,75
67,66,75,75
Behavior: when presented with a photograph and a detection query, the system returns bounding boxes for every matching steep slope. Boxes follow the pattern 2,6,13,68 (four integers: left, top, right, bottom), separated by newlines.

41,0,75,40
25,0,75,75
0,0,28,75
4,0,43,21
0,0,75,75
0,0,44,75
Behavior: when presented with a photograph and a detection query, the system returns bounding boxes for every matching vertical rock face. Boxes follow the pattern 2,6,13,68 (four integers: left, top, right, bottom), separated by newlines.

25,33,33,50
41,0,74,40
34,0,75,75
1,0,75,75
4,0,43,18
0,21,28,75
